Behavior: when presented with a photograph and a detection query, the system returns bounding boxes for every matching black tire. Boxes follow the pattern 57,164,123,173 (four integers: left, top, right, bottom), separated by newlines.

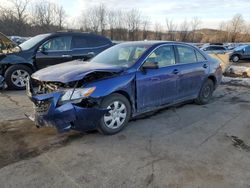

5,64,33,90
98,93,131,135
231,55,240,63
195,79,214,105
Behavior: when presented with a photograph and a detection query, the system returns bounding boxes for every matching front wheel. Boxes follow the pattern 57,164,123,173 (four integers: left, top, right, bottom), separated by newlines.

5,65,33,90
98,93,131,135
195,79,214,105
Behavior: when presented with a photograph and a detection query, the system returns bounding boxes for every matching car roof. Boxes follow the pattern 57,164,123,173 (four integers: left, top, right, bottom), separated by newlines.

44,31,111,40
205,45,225,47
120,41,195,47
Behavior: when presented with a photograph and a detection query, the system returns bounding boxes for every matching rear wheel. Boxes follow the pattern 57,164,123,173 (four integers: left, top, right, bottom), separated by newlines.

98,93,131,135
232,55,240,63
5,65,32,90
195,79,214,105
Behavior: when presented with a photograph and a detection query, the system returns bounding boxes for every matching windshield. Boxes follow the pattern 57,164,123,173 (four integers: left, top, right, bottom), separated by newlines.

90,43,152,67
19,34,50,51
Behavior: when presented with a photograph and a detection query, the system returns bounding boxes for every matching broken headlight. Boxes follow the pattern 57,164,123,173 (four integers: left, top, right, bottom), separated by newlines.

59,87,96,105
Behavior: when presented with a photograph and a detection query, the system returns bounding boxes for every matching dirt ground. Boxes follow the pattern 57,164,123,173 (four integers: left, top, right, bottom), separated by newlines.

0,82,250,187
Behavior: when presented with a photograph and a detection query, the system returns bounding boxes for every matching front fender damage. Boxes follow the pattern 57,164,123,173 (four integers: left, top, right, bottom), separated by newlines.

27,91,107,133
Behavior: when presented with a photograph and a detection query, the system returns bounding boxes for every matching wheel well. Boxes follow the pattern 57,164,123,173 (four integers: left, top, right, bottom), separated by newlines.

114,90,133,107
208,76,216,88
5,63,34,72
232,54,241,59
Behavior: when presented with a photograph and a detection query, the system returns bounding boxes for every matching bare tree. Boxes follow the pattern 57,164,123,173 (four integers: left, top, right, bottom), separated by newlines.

229,14,245,42
166,18,177,41
154,22,163,40
10,0,29,23
218,21,230,42
98,4,107,35
55,5,66,30
31,1,66,33
141,17,150,40
179,19,189,42
190,17,201,42
125,9,141,40
107,10,116,40
80,4,107,35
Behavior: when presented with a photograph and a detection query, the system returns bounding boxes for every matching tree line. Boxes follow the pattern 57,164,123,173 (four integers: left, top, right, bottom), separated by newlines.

1,0,250,43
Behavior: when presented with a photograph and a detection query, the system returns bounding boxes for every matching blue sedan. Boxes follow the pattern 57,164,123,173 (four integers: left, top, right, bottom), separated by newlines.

27,41,222,135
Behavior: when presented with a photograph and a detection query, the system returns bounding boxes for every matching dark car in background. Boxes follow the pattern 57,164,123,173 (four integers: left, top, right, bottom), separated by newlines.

0,32,113,89
230,45,250,62
26,41,222,135
201,45,228,54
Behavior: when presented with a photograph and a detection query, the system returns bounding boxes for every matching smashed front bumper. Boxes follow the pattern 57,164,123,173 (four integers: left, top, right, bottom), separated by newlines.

26,81,107,133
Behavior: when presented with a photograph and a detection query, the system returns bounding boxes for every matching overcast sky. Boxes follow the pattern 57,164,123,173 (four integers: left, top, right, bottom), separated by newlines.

60,0,250,28
3,0,250,29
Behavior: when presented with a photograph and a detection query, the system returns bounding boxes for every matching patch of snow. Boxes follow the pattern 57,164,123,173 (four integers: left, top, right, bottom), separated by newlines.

222,76,250,87
226,65,250,77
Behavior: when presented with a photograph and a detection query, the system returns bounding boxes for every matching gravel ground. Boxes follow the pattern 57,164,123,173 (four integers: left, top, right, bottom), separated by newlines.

0,84,249,188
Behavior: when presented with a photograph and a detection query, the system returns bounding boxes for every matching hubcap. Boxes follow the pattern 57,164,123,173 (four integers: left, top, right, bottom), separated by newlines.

203,86,211,98
11,70,29,87
104,101,127,129
233,56,239,62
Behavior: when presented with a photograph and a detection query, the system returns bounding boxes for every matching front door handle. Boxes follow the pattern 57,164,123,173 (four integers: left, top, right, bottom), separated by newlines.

62,54,72,58
203,64,208,69
173,69,179,74
87,52,95,56
150,77,160,81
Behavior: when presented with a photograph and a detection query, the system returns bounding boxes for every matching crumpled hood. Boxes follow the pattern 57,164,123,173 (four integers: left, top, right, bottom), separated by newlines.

0,32,18,55
32,60,123,83
0,32,15,46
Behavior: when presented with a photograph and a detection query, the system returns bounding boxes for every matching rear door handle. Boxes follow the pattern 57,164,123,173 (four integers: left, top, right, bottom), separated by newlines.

62,54,72,58
173,69,179,74
203,64,208,69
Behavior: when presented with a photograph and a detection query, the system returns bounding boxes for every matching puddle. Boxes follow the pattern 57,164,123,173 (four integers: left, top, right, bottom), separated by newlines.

0,119,84,168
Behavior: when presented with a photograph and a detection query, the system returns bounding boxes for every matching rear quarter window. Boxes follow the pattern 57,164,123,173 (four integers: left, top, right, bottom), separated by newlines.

195,50,206,61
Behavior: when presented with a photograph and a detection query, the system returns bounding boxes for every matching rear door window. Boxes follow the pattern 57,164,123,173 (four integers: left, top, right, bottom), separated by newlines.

71,36,87,49
176,46,197,64
86,36,110,47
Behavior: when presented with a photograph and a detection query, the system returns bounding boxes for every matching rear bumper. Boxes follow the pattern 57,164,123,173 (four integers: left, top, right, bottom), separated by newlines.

26,87,107,133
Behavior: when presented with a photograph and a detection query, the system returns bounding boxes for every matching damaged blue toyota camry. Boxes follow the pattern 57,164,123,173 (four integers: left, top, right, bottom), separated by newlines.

26,41,222,135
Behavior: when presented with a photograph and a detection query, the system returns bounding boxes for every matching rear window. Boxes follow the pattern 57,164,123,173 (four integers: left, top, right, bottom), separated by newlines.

177,46,197,64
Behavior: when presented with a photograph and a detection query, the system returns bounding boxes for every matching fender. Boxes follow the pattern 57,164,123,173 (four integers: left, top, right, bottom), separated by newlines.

86,72,136,113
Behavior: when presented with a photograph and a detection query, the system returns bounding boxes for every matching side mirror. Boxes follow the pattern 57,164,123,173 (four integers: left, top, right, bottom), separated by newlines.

86,52,95,59
142,61,159,70
38,46,46,53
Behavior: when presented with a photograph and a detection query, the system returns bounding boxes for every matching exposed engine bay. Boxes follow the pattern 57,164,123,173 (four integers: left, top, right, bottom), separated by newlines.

35,71,117,94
